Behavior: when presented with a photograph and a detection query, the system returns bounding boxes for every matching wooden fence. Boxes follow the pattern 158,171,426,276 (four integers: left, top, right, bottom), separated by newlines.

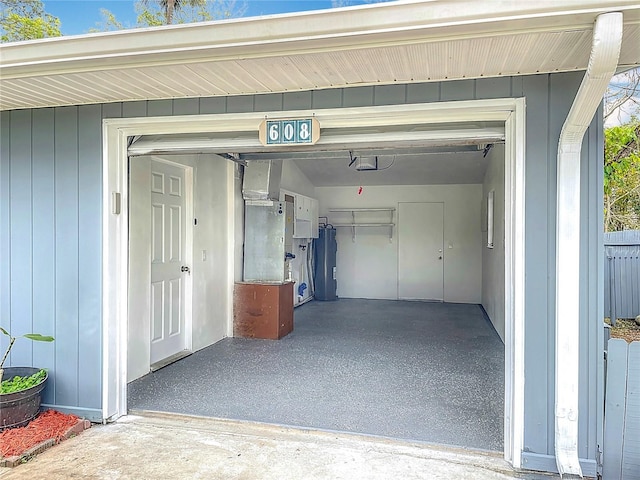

603,339,640,480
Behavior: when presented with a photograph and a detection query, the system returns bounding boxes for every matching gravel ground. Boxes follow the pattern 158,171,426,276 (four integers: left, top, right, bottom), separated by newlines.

609,318,640,343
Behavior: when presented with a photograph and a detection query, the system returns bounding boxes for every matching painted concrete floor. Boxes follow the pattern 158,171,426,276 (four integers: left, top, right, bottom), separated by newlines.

128,299,505,452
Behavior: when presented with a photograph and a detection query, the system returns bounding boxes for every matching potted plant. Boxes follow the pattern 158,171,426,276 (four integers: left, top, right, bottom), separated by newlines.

0,328,54,430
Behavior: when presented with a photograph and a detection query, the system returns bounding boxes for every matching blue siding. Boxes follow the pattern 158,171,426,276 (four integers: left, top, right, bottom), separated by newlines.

9,110,33,367
227,95,255,113
0,112,11,365
583,100,605,465
198,97,226,115
31,108,56,404
122,101,147,119
254,94,284,112
148,99,174,116
173,98,200,116
0,76,603,470
342,86,374,107
311,89,342,108
406,82,440,103
77,105,103,411
283,91,313,110
54,106,80,407
373,85,406,106
440,79,475,101
476,77,513,99
522,73,553,455
102,103,123,119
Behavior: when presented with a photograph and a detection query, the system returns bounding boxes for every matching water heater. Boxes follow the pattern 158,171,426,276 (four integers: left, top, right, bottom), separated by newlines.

314,226,337,301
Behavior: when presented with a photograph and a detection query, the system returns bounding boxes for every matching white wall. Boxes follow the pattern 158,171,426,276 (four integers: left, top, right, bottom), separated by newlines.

128,154,232,381
191,154,233,350
281,160,316,198
234,162,244,283
481,145,506,341
280,160,316,305
315,184,483,303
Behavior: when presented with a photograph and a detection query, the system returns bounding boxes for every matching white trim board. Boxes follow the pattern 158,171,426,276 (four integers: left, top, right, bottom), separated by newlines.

101,99,526,466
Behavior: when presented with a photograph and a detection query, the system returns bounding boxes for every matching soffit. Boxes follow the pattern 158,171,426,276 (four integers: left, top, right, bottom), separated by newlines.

1,1,639,111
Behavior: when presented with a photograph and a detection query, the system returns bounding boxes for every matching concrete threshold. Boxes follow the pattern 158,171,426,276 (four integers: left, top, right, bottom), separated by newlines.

0,411,559,480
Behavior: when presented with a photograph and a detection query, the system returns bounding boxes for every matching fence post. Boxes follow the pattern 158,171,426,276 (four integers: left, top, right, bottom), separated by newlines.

622,342,640,479
610,253,617,326
603,339,628,480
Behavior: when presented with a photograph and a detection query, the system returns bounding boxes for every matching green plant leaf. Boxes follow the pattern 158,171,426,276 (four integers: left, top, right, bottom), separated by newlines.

1,369,47,394
23,333,55,342
0,327,9,336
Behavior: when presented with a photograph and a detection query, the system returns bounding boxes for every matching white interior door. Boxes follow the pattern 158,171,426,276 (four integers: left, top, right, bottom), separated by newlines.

150,160,188,364
398,202,444,301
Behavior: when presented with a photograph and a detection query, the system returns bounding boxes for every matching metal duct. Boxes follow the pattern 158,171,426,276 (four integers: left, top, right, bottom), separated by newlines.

242,160,283,202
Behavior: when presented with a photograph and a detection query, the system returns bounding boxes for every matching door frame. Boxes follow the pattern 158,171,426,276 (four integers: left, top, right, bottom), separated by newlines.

128,155,194,381
102,98,526,467
397,201,445,301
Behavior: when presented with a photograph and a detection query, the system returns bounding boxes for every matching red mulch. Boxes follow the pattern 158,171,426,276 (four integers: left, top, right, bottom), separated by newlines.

0,410,79,458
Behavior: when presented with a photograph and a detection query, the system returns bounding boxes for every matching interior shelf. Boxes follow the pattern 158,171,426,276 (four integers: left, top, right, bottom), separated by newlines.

329,208,395,212
333,223,395,227
328,208,395,242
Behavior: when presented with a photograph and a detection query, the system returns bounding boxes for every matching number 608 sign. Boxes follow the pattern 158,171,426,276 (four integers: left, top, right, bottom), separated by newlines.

259,118,320,146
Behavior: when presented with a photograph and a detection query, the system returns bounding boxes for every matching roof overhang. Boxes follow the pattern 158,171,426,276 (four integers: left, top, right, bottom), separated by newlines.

1,0,639,111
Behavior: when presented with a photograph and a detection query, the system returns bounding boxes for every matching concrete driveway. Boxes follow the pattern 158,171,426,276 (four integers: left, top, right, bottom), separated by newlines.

0,412,558,480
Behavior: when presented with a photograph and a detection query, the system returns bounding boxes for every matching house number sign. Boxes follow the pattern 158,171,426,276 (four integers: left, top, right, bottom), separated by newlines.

259,118,320,146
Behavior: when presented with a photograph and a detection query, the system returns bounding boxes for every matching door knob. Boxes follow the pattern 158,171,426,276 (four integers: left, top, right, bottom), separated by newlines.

181,266,190,273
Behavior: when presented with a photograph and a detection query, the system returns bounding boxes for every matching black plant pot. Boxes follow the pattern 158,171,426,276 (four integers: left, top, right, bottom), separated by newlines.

0,367,48,430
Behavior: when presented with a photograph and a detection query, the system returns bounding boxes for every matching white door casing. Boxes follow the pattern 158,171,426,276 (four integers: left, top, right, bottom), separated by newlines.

128,156,193,381
149,159,188,365
398,202,444,301
103,99,525,467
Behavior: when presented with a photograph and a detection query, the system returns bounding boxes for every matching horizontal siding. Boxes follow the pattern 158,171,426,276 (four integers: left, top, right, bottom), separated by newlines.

1,75,602,472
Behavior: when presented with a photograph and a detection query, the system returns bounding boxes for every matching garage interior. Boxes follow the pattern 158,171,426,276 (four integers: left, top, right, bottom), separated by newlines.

126,129,507,452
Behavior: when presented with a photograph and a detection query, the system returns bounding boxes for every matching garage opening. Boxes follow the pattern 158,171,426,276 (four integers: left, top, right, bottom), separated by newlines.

125,139,506,452
103,100,525,462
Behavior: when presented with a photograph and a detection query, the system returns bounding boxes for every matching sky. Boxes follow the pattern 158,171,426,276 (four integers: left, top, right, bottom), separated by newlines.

43,0,370,35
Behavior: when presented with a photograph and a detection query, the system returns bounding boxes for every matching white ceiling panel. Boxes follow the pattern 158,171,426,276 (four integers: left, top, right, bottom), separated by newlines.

1,1,639,111
620,24,640,65
292,151,491,187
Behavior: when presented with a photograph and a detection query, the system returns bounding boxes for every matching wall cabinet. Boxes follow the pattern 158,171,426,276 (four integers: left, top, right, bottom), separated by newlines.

295,195,312,221
280,190,319,238
293,194,319,238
